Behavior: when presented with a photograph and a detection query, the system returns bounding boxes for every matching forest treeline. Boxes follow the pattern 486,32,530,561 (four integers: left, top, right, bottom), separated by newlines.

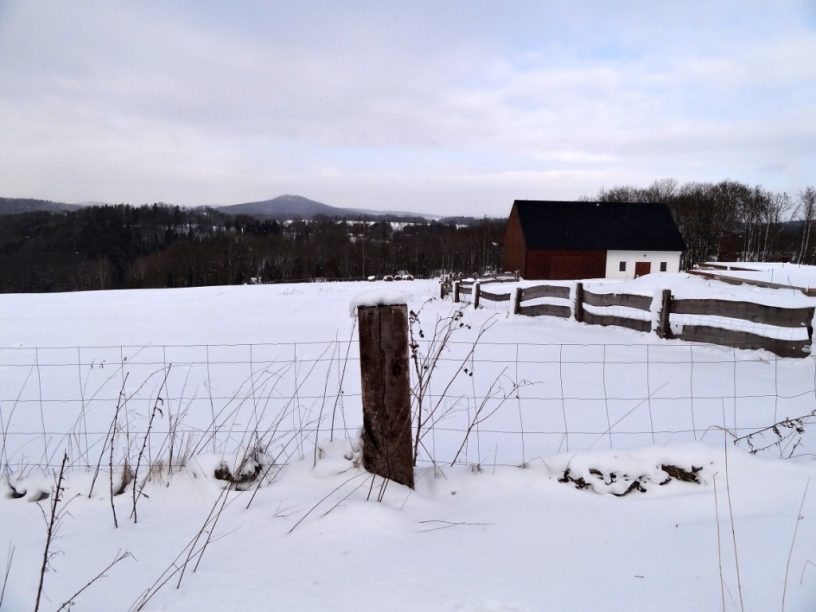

2,178,815,293
0,204,503,293
595,179,816,268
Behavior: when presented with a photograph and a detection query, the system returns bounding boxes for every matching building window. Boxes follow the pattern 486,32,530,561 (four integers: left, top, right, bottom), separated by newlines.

660,262,667,272
619,261,626,272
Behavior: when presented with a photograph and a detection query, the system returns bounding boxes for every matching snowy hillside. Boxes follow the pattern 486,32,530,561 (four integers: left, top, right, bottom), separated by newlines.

1,277,815,611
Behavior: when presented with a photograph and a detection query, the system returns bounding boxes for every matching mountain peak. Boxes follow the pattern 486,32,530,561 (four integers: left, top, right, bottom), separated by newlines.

216,194,347,219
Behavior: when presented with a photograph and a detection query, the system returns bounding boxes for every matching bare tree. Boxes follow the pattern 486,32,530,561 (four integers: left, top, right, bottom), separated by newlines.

597,185,645,203
798,187,816,263
672,182,717,267
643,178,679,203
760,191,792,261
739,186,769,261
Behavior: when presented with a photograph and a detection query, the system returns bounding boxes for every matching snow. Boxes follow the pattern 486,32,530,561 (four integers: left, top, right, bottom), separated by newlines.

1,277,815,610
487,272,814,306
1,441,814,611
714,262,816,290
588,272,814,306
473,272,816,340
349,289,408,317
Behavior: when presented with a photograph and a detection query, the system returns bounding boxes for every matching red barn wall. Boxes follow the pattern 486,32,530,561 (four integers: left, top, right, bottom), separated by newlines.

501,207,527,275
525,250,606,280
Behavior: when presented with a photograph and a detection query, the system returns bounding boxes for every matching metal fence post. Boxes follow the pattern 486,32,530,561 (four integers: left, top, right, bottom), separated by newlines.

357,303,414,488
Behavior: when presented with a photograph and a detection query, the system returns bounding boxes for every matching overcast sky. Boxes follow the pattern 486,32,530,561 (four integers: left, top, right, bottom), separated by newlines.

1,1,814,216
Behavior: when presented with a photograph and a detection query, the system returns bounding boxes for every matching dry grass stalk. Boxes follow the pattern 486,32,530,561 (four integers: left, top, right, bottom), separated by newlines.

722,401,744,612
131,366,171,523
56,550,133,611
782,476,811,611
0,543,14,609
712,473,726,612
34,451,68,612
409,305,498,466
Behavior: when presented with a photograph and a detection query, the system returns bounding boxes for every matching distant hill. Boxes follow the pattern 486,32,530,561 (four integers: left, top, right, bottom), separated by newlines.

215,194,433,221
216,194,355,218
0,197,81,215
0,193,444,222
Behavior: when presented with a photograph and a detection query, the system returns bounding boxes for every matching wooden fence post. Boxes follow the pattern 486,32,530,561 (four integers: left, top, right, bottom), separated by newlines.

357,304,414,488
574,282,584,323
657,289,672,339
513,287,522,315
473,282,481,309
453,281,460,303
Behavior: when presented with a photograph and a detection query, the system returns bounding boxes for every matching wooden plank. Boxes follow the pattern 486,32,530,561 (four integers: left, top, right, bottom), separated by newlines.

518,303,571,318
458,286,472,296
676,325,811,359
521,284,570,301
583,311,651,333
670,298,814,328
357,304,414,488
688,269,808,294
478,277,518,285
479,289,511,302
697,262,756,272
583,290,652,311
574,282,584,323
657,289,672,339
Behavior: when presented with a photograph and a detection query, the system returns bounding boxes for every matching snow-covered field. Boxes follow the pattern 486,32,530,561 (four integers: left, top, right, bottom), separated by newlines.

705,262,816,291
1,276,815,611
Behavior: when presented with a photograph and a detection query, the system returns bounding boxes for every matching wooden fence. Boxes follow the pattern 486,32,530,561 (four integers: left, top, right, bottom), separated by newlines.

690,263,816,296
444,273,518,305
669,297,814,358
446,279,815,358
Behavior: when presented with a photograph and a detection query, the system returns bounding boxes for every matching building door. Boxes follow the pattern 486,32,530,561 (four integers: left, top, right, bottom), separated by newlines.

634,262,651,277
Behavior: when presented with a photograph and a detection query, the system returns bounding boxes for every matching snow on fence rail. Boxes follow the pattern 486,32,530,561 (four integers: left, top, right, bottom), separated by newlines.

2,336,815,474
691,264,816,296
448,278,815,358
670,297,814,358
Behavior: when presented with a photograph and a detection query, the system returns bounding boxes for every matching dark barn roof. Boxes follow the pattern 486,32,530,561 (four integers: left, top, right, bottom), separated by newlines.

514,200,686,252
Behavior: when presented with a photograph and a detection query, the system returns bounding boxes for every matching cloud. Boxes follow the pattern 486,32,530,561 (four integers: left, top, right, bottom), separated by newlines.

0,0,813,215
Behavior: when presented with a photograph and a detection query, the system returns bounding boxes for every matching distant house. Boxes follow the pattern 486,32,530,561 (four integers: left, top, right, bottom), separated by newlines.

502,200,686,280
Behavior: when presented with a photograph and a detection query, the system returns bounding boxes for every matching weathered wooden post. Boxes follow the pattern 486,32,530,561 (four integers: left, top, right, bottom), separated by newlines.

657,289,672,339
513,287,522,315
574,282,584,323
453,281,460,303
356,302,414,488
473,282,481,309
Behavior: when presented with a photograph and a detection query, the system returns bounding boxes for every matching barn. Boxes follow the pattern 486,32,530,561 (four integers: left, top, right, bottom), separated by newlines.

502,200,686,280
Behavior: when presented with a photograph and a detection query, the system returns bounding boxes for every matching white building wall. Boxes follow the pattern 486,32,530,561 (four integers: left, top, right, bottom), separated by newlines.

604,250,682,279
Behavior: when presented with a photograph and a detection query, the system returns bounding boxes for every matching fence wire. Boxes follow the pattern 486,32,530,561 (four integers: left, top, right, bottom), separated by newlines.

1,339,814,474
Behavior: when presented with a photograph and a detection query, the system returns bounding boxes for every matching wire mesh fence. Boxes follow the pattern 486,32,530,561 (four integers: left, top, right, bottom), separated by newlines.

1,338,814,475
0,340,361,472
414,340,816,467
